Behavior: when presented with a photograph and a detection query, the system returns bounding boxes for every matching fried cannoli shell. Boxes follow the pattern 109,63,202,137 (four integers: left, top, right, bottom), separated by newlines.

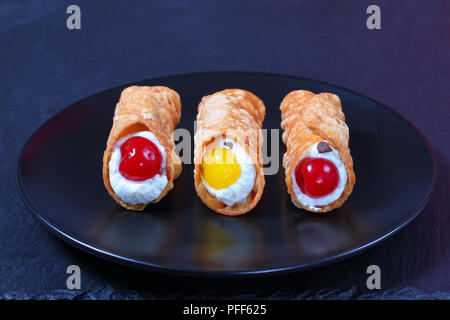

280,90,356,213
194,89,266,216
102,86,182,211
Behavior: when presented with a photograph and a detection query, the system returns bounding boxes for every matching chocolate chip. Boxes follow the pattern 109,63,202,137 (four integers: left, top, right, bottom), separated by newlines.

223,141,233,149
317,141,332,153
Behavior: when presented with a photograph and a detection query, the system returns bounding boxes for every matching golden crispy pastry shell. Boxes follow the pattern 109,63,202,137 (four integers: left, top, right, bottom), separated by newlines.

280,90,356,213
194,89,265,216
102,86,182,211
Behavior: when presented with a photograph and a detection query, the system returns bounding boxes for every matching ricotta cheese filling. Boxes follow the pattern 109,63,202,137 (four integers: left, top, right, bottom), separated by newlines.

109,131,168,205
292,141,347,211
202,139,256,207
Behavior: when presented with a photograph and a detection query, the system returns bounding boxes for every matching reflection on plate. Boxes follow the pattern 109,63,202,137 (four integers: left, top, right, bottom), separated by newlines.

195,217,263,269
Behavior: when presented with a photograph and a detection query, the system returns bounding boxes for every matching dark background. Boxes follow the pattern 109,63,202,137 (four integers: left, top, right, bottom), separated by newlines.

1,0,449,299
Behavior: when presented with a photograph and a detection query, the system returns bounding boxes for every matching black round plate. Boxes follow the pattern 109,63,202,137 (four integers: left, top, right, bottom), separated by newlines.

17,72,436,277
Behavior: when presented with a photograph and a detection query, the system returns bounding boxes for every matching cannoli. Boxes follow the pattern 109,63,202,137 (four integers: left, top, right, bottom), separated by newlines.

103,86,182,211
280,90,355,213
194,89,265,216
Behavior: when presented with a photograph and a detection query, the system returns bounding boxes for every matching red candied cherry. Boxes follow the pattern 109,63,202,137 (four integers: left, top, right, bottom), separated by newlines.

295,157,339,198
119,136,162,181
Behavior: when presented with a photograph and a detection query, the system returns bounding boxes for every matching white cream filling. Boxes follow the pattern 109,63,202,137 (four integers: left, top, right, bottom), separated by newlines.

109,131,168,205
202,139,256,207
292,141,347,211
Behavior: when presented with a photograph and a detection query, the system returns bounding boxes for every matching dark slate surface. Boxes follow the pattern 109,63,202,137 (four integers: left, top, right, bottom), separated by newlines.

1,0,449,299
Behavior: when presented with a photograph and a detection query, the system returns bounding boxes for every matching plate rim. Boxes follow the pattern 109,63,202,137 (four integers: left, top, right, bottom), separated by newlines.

16,71,438,278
